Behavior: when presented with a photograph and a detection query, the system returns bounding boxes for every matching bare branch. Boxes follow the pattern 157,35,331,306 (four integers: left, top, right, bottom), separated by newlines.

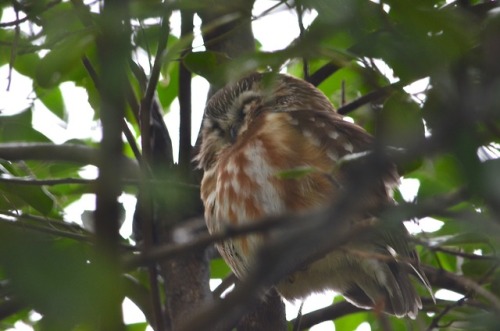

0,143,140,179
291,301,364,330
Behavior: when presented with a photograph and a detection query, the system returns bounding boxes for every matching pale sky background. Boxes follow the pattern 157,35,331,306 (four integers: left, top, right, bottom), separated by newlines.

0,1,453,330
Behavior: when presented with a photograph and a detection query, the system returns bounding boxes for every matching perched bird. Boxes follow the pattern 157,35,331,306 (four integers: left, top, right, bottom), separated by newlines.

196,72,429,318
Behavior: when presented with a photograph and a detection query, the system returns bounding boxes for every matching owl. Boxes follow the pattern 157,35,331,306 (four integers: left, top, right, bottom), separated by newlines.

196,73,428,318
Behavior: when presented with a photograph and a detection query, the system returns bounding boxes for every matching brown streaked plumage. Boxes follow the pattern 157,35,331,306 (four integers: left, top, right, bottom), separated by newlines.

196,73,431,318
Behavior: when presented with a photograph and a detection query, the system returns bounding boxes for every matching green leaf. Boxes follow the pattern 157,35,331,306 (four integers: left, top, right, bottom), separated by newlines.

129,0,164,20
34,85,66,120
210,258,231,279
183,51,230,86
462,259,494,280
157,63,179,110
13,53,41,79
275,166,317,180
0,160,56,216
0,109,50,143
429,232,491,248
411,155,464,200
134,27,178,55
0,228,123,330
380,91,425,148
355,5,476,82
126,322,148,331
35,32,94,88
75,76,100,116
332,296,368,330
435,251,457,273
123,274,154,326
38,2,86,46
0,181,55,215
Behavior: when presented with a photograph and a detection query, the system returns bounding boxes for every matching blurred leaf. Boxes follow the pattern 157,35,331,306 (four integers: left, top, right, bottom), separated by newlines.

304,0,384,38
462,259,494,280
319,63,375,106
38,2,86,46
429,232,491,248
35,32,94,88
0,227,123,330
123,274,154,326
412,155,464,200
379,91,425,148
126,322,148,331
352,4,477,82
480,158,500,203
130,0,164,19
13,53,40,78
34,85,66,120
0,109,50,143
134,27,178,56
435,251,457,273
332,296,367,330
275,166,316,180
157,63,179,110
0,180,55,215
0,161,55,215
183,51,230,86
210,258,231,279
75,76,100,115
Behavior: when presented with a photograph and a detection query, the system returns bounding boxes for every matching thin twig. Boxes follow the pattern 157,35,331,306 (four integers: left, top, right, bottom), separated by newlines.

426,264,500,330
0,143,140,178
6,6,20,91
137,8,173,331
0,176,93,186
295,1,309,81
0,174,199,190
178,10,194,168
337,83,400,115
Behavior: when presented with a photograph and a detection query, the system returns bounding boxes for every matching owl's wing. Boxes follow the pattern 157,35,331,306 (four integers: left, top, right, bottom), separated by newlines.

282,109,399,204
280,109,431,316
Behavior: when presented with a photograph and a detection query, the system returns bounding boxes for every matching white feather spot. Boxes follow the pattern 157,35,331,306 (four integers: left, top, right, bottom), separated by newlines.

317,122,326,128
386,245,398,258
326,149,338,161
303,130,313,138
303,130,321,147
343,142,354,153
287,116,299,126
328,131,339,139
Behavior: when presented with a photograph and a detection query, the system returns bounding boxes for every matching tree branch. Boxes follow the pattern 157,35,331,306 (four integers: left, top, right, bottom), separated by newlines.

0,143,140,179
291,301,364,330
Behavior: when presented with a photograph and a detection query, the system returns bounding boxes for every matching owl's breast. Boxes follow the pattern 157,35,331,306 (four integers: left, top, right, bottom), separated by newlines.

200,111,348,277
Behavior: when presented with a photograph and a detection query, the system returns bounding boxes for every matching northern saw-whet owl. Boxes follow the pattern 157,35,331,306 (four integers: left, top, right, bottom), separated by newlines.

196,73,429,318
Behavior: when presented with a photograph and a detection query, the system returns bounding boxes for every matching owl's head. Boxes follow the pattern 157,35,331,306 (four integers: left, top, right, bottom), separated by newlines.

195,73,335,170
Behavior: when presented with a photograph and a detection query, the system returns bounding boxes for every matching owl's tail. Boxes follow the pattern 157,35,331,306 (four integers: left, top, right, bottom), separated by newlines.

342,251,433,319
